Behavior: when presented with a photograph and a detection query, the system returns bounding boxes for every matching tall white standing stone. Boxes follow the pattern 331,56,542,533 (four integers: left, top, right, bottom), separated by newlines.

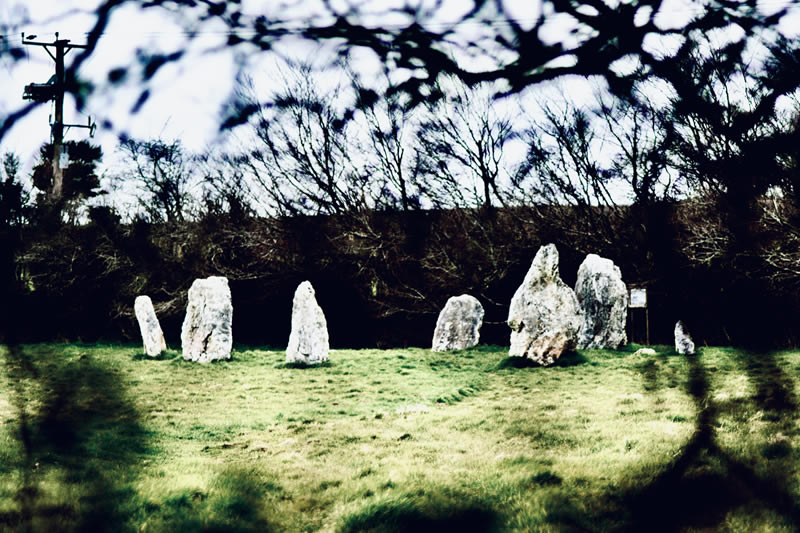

134,295,167,357
575,254,628,350
286,281,329,364
432,294,484,351
675,320,695,355
181,276,233,363
508,244,583,365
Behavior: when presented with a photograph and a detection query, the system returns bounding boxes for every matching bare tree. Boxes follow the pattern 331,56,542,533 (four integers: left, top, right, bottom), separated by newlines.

654,34,799,275
196,151,254,221
750,101,800,288
774,102,800,209
233,67,367,216
509,96,626,250
596,88,676,206
415,77,514,210
118,138,193,223
352,73,423,212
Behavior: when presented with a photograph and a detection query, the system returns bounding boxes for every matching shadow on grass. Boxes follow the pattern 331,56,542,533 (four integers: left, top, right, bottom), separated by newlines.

496,351,588,370
337,492,502,533
544,349,800,532
635,351,680,392
131,349,182,361
143,467,282,532
2,343,153,532
624,351,800,531
280,360,334,370
733,349,798,416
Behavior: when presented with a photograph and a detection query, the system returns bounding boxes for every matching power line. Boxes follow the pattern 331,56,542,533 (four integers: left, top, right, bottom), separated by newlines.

21,32,95,204
7,1,794,41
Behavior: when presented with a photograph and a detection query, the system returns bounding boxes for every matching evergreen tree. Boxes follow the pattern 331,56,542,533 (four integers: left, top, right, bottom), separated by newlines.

30,140,103,223
0,152,28,227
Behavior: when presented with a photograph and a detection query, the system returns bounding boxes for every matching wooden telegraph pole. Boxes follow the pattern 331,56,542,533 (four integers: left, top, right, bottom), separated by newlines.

21,32,94,203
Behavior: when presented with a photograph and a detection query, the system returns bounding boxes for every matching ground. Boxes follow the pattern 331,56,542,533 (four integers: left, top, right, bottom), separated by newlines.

1,343,799,532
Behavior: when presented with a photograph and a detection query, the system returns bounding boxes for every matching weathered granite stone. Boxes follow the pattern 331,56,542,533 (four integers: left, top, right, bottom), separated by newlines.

575,254,628,349
286,281,329,364
526,331,575,367
134,295,166,357
181,276,233,362
508,244,583,365
634,347,657,357
432,294,484,351
675,320,695,355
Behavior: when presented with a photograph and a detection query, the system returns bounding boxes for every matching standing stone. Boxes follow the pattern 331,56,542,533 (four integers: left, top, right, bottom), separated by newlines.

575,254,628,350
508,244,583,365
675,320,695,355
181,276,233,363
286,281,329,365
134,295,167,357
432,294,484,351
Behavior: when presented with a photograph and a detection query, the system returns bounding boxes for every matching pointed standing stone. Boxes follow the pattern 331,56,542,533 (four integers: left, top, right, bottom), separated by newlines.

181,276,233,363
134,295,167,357
432,294,484,351
675,320,695,355
287,281,329,365
508,244,583,365
575,254,628,350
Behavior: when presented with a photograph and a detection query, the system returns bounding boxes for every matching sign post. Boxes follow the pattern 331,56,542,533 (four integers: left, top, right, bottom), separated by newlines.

628,287,649,345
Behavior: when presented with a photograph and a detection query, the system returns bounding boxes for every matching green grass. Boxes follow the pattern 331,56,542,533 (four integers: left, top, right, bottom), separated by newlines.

1,342,799,532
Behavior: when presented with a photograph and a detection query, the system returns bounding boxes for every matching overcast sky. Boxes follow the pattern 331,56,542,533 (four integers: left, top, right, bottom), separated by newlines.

2,0,799,179
1,0,512,173
2,0,246,171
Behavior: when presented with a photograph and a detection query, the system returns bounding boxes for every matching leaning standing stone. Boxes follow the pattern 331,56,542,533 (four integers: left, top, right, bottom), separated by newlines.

181,276,233,363
674,320,695,355
432,294,484,351
575,254,628,350
286,281,329,365
508,243,583,365
134,295,167,357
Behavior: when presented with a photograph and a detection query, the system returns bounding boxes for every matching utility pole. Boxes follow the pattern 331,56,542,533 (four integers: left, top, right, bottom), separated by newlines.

21,32,93,203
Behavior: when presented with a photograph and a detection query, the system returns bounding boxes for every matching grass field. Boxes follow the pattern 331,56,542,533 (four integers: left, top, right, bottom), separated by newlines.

1,343,799,532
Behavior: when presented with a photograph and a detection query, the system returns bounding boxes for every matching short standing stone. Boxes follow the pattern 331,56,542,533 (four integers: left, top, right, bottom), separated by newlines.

134,295,166,357
508,243,583,365
674,321,695,355
432,294,484,351
181,276,233,363
575,254,628,349
287,281,329,364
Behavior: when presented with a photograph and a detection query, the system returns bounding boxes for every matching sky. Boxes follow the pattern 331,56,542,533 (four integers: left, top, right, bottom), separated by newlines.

1,0,515,174
2,0,800,193
1,0,243,171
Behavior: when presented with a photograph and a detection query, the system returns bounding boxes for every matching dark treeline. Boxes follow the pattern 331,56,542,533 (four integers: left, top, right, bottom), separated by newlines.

3,200,800,349
3,1,800,348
